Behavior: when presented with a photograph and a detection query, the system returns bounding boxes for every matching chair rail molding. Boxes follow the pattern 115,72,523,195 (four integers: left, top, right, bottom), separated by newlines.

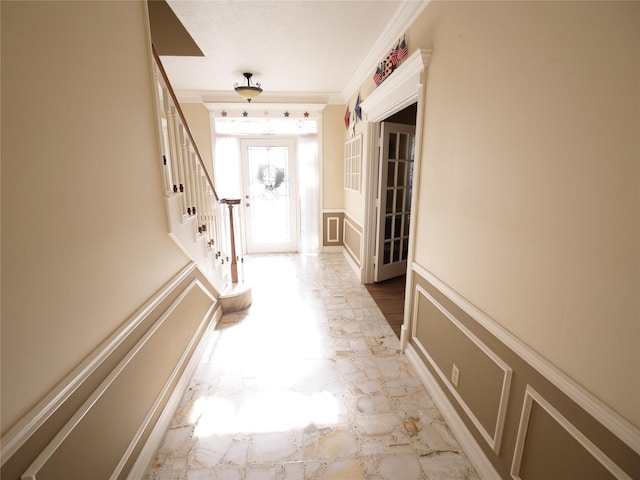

411,261,640,455
0,263,198,463
510,386,634,480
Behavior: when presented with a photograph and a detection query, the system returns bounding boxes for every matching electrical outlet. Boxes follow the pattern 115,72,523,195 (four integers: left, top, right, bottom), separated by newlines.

451,364,460,387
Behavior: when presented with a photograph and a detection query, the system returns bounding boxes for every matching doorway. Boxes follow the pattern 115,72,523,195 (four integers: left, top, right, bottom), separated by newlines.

240,138,298,253
374,120,416,282
373,105,418,282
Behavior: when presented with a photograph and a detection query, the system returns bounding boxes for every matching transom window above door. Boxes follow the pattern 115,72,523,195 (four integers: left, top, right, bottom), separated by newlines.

214,117,317,135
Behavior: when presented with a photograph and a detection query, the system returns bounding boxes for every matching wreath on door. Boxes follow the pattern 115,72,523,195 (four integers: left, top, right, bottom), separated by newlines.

257,164,285,191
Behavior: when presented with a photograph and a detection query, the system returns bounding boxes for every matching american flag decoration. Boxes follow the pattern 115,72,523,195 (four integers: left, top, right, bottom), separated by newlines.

354,93,362,122
372,36,408,86
373,63,385,85
397,36,408,62
385,48,396,70
389,42,400,67
344,105,351,129
384,56,394,77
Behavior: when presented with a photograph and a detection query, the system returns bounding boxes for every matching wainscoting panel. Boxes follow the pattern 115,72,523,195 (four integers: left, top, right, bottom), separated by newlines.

412,284,511,454
1,264,220,480
343,214,362,266
322,211,344,246
511,387,630,480
407,263,640,479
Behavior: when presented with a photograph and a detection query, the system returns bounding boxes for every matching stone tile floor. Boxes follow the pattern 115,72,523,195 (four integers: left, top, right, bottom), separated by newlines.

145,253,479,480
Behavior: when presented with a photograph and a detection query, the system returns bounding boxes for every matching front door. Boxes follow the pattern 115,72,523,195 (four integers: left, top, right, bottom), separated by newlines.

374,122,416,282
240,138,298,253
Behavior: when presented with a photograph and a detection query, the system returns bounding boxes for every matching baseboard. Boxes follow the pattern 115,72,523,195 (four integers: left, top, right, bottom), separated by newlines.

321,245,344,253
342,216,362,267
342,248,362,280
408,264,640,479
1,262,198,466
412,262,639,455
405,345,501,480
126,304,223,480
1,264,219,480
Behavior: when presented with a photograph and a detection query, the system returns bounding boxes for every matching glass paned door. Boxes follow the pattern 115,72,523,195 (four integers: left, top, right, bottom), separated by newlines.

375,122,416,281
241,138,298,253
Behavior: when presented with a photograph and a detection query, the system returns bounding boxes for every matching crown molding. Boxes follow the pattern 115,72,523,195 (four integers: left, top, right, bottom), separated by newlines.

175,90,344,105
359,48,432,122
341,0,430,103
172,1,429,106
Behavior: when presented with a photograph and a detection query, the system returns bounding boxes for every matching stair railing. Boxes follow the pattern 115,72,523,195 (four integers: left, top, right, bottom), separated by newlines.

219,199,242,283
151,46,244,284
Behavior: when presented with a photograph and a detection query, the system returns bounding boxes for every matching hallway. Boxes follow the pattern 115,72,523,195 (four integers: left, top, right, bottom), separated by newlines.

145,253,478,479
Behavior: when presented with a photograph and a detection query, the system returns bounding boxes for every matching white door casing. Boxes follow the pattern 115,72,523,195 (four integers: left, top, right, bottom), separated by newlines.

360,48,432,286
359,48,431,349
240,138,298,253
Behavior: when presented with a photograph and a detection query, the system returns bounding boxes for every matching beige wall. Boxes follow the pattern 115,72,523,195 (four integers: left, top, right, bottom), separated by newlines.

409,1,639,427
321,105,345,210
410,271,639,478
1,1,190,434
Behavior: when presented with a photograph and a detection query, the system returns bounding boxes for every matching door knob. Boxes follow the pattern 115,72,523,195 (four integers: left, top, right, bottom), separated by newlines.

246,203,250,207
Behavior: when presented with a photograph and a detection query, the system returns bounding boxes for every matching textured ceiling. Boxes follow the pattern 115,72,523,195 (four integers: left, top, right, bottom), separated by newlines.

157,0,426,104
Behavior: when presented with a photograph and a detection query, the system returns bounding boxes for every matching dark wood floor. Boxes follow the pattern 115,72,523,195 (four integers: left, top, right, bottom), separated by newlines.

365,275,406,339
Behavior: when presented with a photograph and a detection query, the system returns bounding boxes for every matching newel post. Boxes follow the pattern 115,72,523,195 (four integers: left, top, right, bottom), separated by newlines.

220,198,241,283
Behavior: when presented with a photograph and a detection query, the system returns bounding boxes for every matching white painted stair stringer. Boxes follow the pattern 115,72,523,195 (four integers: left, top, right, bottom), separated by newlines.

165,193,228,295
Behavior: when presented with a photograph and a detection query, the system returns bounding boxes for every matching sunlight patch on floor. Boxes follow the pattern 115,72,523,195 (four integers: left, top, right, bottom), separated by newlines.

193,390,339,436
147,254,479,480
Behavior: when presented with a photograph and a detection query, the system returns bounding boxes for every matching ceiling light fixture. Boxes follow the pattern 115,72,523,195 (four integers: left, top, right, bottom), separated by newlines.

234,72,263,102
